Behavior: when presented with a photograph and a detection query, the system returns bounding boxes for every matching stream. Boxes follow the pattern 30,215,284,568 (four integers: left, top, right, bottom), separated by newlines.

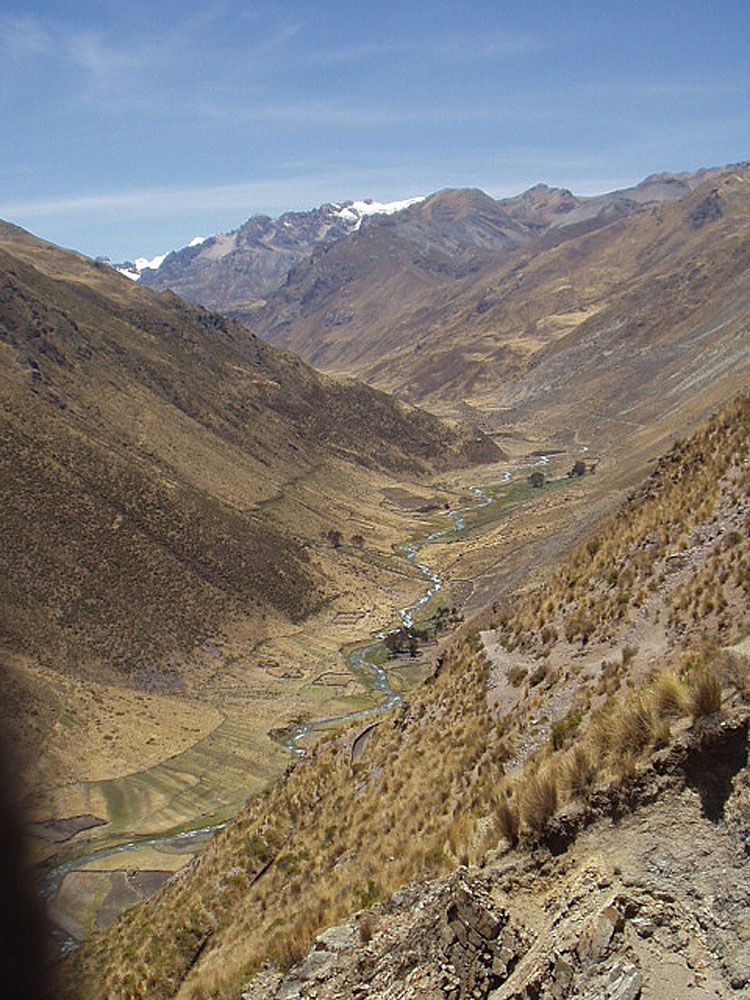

41,453,571,949
281,476,506,752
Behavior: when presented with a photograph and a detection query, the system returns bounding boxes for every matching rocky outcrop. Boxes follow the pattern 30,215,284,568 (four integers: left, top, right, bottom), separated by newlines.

241,713,750,999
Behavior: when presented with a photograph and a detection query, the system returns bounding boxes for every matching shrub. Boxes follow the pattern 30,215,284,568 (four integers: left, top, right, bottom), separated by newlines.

551,709,583,751
721,652,750,698
507,665,528,687
359,913,374,944
496,792,520,847
621,644,638,667
529,663,548,687
612,695,654,757
564,745,597,802
651,673,688,719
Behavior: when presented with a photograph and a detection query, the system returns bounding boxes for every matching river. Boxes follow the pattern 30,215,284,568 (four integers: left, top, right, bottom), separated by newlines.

42,453,574,948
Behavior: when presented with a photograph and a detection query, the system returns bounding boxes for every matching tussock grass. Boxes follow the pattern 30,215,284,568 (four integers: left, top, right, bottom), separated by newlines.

564,745,598,803
688,669,723,720
652,672,688,719
611,695,655,758
495,791,520,847
519,767,558,834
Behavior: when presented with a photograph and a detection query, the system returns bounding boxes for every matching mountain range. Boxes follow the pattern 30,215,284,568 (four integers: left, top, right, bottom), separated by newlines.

119,166,749,443
1,160,749,1000
125,165,733,326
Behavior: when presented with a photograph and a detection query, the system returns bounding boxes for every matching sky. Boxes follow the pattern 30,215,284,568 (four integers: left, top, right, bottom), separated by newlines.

1,0,748,261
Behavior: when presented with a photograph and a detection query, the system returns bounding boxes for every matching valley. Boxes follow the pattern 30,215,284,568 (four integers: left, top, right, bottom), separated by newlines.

0,163,747,1000
42,444,588,947
59,395,748,1000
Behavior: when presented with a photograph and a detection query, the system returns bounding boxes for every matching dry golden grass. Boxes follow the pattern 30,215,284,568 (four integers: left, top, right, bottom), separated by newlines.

564,745,598,803
651,672,688,720
64,640,499,999
495,791,520,847
688,669,724,720
495,396,749,655
519,766,558,835
62,394,750,999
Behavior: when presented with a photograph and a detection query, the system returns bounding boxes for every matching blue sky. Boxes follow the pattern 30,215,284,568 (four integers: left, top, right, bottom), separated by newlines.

1,0,748,260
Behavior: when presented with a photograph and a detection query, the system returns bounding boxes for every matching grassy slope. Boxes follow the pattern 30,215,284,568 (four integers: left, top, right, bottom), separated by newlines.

0,223,500,822
65,396,748,999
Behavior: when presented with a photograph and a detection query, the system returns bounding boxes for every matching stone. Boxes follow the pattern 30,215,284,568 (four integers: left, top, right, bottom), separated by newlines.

552,954,575,999
577,905,623,963
631,917,655,939
606,961,642,1000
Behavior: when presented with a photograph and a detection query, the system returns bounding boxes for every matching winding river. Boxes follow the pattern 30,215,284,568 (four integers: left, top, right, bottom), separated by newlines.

42,454,570,947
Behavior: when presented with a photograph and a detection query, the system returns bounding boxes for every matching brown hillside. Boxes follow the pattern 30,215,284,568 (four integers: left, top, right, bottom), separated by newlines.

63,396,749,1000
250,169,750,443
0,223,499,820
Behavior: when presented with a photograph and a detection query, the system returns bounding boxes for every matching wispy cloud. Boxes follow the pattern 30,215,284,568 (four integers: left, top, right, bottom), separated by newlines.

0,172,425,222
306,30,544,67
617,79,745,101
0,14,49,59
193,96,564,128
0,12,166,93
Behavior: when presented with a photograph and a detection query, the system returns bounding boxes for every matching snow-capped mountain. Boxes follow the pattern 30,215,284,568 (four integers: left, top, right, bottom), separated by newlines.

116,236,207,281
113,197,425,309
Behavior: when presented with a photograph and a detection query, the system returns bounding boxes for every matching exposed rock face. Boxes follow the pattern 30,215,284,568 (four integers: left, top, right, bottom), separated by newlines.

241,715,750,999
138,204,360,312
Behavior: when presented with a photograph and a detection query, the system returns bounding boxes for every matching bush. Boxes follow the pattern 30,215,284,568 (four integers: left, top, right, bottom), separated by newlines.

551,710,583,750
507,665,528,687
612,695,654,757
652,673,687,719
564,746,597,802
496,792,520,847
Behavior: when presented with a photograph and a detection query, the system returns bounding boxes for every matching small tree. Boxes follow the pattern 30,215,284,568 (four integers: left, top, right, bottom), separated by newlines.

326,528,343,549
568,460,586,478
528,471,545,488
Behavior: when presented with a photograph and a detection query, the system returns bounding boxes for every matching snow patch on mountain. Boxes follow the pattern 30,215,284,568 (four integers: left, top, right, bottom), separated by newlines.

115,194,424,282
335,196,425,228
115,239,204,280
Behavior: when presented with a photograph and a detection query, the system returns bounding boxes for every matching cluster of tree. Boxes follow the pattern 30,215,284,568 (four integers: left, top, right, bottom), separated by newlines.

568,460,587,478
384,625,428,658
528,460,593,489
383,606,464,659
324,529,365,549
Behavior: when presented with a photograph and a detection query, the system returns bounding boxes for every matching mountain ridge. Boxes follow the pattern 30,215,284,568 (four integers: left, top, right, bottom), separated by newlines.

249,167,750,438
122,164,740,326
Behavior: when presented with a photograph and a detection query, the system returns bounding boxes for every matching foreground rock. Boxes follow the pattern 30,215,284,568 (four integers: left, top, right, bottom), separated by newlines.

242,713,750,999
